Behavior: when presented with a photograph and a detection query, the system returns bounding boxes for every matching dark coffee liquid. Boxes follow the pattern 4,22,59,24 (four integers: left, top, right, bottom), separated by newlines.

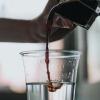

45,20,62,92
45,20,54,92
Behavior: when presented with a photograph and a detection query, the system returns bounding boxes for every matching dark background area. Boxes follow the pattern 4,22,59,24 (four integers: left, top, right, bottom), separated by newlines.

0,92,26,100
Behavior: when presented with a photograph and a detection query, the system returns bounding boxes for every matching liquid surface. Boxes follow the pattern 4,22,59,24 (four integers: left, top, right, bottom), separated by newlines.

26,82,75,100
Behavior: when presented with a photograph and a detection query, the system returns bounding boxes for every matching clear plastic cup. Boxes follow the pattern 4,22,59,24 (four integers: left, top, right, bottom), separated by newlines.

20,50,80,100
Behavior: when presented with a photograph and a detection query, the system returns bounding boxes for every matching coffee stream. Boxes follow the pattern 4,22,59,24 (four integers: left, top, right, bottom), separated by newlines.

45,19,63,92
45,20,55,92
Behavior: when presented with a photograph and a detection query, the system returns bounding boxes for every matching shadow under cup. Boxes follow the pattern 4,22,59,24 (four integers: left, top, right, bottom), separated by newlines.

20,50,80,100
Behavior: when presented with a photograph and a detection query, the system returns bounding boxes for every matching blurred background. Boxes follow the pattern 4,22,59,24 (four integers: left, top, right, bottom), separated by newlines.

0,0,100,100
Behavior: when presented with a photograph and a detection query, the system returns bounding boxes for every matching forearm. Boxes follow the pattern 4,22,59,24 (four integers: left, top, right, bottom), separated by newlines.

0,18,46,43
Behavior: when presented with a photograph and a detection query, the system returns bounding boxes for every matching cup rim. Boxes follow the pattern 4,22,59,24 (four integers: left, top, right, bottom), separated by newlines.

20,49,81,58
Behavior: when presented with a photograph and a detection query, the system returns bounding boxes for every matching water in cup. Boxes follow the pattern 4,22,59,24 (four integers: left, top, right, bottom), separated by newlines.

26,81,75,100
